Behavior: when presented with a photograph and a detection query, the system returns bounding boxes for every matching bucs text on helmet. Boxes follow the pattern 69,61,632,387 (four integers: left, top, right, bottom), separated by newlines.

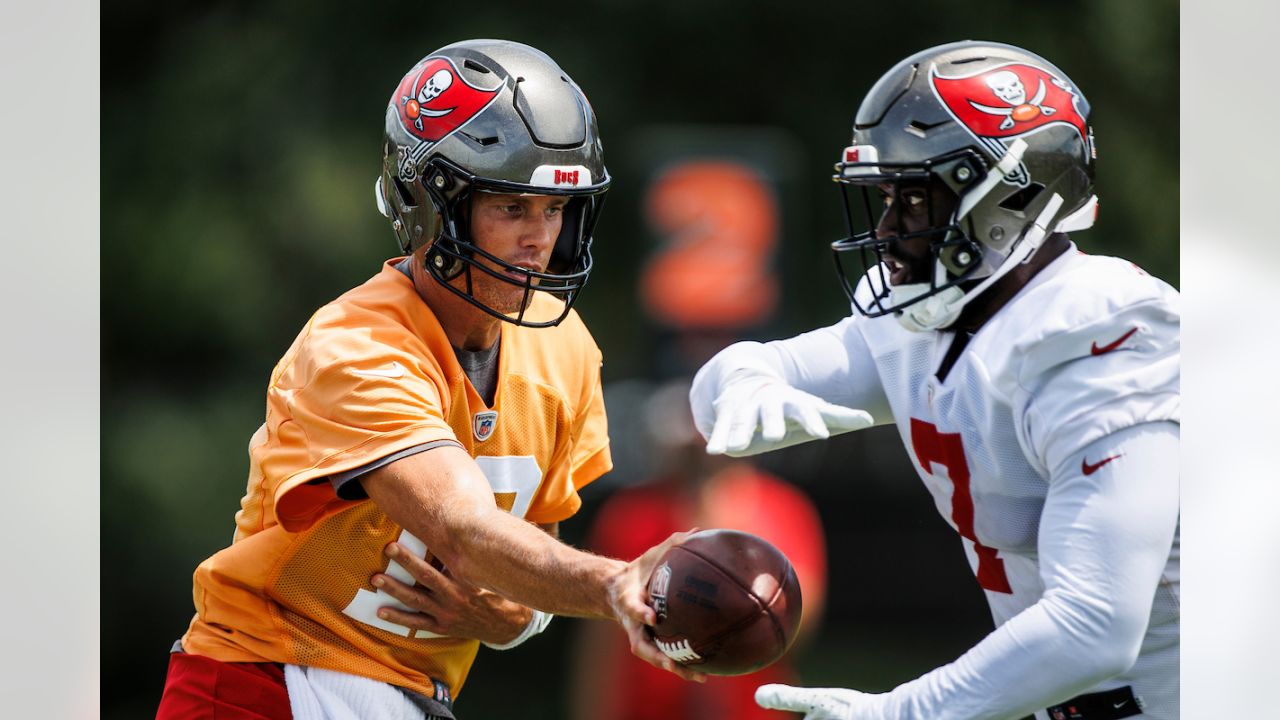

831,40,1099,332
375,39,610,327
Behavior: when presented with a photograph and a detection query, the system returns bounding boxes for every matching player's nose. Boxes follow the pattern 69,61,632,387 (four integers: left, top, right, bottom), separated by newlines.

875,205,900,240
521,215,560,259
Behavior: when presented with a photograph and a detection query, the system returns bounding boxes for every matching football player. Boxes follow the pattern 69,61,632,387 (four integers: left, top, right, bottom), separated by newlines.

690,41,1179,720
156,40,703,720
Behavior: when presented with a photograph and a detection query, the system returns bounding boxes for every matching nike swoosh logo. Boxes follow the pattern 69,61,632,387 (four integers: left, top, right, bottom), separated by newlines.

1091,327,1138,355
352,361,406,379
1113,701,1129,709
1082,454,1122,475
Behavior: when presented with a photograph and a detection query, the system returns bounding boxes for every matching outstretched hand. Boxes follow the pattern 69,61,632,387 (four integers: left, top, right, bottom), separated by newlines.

706,378,872,457
755,684,878,719
372,541,532,646
606,531,708,683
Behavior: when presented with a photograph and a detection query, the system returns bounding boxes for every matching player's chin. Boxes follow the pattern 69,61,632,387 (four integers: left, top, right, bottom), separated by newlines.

890,267,931,287
479,287,534,316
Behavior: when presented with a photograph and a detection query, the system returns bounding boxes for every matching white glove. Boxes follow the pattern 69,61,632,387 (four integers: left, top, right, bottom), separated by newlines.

755,683,879,720
704,376,873,457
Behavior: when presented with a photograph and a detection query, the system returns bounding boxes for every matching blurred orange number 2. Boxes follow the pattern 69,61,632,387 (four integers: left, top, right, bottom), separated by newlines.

641,161,779,330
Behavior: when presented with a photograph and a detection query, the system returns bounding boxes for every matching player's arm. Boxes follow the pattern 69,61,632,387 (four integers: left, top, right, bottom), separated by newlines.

361,445,705,680
371,521,560,648
758,421,1180,719
886,422,1179,718
690,316,887,457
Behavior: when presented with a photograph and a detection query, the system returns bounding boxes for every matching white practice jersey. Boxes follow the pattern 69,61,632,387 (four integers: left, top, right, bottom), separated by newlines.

691,247,1180,720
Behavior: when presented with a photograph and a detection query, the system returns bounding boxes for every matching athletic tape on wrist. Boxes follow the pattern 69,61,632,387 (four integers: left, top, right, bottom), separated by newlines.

482,610,553,651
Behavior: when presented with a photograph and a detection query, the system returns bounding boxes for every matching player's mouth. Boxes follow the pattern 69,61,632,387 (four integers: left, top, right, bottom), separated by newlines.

504,261,544,284
883,256,912,286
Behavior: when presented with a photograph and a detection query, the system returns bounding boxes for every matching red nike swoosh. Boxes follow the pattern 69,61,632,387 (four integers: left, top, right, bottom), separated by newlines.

1091,327,1138,355
1082,454,1122,475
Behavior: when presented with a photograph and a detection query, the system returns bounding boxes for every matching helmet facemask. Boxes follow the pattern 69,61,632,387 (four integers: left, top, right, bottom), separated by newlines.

412,157,606,328
833,148,991,330
833,135,1087,332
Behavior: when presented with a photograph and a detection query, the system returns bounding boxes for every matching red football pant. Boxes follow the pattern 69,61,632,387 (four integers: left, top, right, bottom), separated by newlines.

155,651,292,720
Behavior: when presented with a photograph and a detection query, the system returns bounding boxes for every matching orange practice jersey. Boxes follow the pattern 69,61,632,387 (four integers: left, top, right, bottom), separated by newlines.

182,260,612,699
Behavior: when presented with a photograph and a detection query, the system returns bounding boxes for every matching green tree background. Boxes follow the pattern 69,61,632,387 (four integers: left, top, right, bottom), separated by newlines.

103,1,1176,717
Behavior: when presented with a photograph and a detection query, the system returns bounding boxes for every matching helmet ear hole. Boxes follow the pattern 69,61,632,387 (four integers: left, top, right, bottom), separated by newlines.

391,176,417,209
997,182,1045,213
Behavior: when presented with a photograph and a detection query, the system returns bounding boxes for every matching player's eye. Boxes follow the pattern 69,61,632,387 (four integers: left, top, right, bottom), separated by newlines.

497,204,523,216
547,204,566,217
901,189,927,210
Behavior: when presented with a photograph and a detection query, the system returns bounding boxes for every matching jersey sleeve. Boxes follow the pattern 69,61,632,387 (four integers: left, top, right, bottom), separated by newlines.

1002,272,1180,476
569,341,612,489
521,318,611,525
271,357,459,532
868,421,1180,720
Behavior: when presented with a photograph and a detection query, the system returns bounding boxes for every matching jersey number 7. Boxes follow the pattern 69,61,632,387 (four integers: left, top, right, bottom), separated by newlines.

910,419,1012,594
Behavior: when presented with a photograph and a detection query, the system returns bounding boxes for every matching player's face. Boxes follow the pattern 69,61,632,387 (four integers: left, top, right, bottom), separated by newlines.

874,178,957,286
467,192,568,313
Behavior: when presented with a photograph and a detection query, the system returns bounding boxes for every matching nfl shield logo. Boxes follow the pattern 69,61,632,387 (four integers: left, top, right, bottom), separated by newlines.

473,411,498,442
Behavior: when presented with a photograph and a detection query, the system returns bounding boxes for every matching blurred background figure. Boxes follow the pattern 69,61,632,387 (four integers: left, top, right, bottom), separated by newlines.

570,378,827,720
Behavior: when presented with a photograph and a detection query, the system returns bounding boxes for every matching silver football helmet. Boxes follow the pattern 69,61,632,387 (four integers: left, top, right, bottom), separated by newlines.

832,40,1098,331
375,39,610,327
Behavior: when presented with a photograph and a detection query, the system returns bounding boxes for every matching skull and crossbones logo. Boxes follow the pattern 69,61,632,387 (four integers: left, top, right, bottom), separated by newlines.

401,68,455,131
969,70,1057,131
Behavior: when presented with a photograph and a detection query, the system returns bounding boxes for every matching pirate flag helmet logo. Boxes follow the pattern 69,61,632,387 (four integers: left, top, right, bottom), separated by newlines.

393,56,501,143
930,62,1090,179
391,56,502,181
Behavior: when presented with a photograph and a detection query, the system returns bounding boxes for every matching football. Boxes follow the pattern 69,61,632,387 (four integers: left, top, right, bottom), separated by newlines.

646,529,802,675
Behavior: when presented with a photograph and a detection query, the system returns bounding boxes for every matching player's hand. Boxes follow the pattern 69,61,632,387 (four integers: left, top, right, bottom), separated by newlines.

372,541,532,646
606,531,708,683
755,684,877,720
706,377,872,457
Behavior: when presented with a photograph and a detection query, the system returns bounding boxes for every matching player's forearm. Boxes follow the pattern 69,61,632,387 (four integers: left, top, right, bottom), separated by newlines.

363,447,624,620
441,505,623,620
369,453,624,619
874,598,1146,720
